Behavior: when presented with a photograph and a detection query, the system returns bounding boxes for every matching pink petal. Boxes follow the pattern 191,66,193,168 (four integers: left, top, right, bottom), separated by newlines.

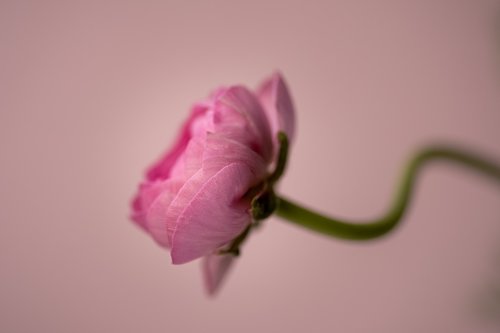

202,253,235,295
131,180,169,230
168,162,256,264
216,86,273,162
131,190,149,230
145,178,183,247
203,133,268,177
146,104,208,181
257,72,296,143
168,136,205,181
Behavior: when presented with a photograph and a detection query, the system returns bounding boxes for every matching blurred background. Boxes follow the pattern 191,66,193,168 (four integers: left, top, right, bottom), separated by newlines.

1,0,500,332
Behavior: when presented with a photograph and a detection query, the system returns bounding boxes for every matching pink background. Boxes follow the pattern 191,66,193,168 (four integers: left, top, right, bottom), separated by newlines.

2,1,500,332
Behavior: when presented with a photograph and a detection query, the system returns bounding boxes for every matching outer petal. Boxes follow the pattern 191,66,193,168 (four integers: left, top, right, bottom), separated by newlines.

257,72,296,143
169,162,256,264
202,253,235,295
216,86,273,163
203,133,268,176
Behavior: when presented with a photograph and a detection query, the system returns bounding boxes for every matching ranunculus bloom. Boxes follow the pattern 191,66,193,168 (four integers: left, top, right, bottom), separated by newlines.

131,72,295,294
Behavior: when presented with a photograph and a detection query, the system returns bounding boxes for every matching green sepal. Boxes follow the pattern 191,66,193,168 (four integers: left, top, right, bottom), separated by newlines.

251,187,278,220
268,132,289,184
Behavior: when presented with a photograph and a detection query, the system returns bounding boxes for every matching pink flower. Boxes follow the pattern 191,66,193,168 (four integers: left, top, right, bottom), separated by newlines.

131,72,295,294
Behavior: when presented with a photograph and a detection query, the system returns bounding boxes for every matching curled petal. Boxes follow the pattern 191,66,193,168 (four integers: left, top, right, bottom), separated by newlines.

257,72,296,143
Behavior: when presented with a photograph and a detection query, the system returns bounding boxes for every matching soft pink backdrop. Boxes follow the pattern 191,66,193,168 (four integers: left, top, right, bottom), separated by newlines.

1,1,500,332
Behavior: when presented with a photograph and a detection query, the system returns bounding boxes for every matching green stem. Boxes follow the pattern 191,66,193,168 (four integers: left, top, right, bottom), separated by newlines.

276,146,500,240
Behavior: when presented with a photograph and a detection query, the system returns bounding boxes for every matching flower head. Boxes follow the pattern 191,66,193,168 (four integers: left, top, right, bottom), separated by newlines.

131,72,295,294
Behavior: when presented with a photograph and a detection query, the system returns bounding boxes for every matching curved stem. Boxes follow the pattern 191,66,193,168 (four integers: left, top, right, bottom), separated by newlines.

275,146,500,240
